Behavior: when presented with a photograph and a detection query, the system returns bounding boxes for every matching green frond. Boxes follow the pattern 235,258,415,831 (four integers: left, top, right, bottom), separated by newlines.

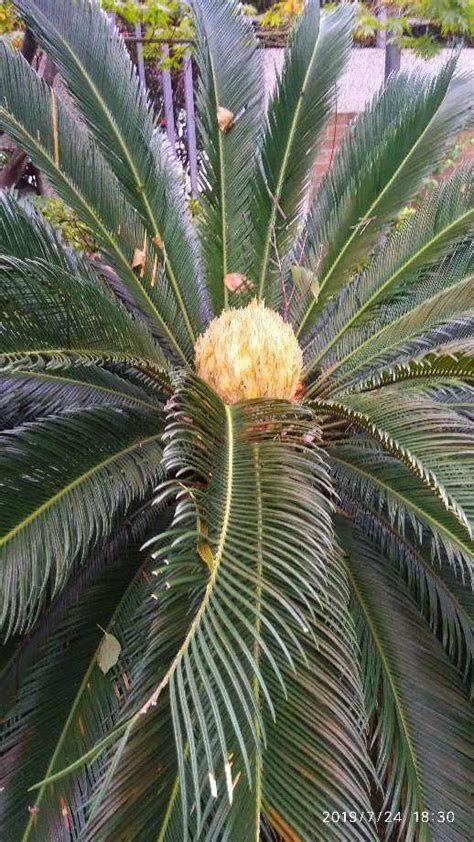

345,350,474,395
14,0,208,350
326,311,474,401
251,1,353,305
191,0,263,312
339,523,472,839
260,549,377,841
0,196,165,371
0,43,195,364
0,256,164,371
340,500,473,683
0,406,163,637
0,518,166,839
295,60,472,336
61,374,372,839
327,440,474,578
315,386,474,536
303,168,474,383
426,380,474,421
0,365,163,430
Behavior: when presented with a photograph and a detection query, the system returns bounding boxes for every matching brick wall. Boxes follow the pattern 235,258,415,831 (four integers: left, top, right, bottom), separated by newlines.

312,112,355,188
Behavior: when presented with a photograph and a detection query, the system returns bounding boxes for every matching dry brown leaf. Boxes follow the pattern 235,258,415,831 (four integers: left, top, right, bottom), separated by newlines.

150,253,159,287
224,272,252,293
217,106,234,132
152,233,164,249
131,248,146,270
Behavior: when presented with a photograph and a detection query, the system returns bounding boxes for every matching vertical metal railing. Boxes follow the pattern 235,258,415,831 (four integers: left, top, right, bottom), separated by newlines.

160,44,177,148
122,20,198,194
134,21,147,89
183,49,199,197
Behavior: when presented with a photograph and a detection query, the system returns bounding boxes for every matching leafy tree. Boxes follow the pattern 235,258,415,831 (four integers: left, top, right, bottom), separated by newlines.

260,0,473,55
0,1,473,839
0,0,23,46
101,0,194,67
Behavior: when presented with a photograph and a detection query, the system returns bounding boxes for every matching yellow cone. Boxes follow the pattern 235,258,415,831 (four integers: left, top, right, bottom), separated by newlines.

195,300,303,404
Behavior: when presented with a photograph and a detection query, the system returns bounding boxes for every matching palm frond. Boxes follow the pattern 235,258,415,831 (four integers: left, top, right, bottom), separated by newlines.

327,440,474,579
0,194,165,371
0,365,163,430
344,350,474,395
426,380,474,421
327,314,474,400
0,406,163,637
294,60,472,335
316,386,474,536
0,517,166,839
260,548,377,841
340,500,473,683
191,0,263,312
250,1,353,304
14,0,207,348
0,43,195,363
339,522,472,839
63,374,373,839
0,256,165,372
303,168,474,383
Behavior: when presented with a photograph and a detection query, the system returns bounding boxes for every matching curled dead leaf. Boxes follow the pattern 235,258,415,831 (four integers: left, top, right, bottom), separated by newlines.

131,248,146,270
223,272,253,293
152,233,164,249
217,106,234,132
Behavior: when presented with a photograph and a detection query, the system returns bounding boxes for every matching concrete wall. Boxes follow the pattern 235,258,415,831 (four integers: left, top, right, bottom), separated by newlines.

262,47,474,112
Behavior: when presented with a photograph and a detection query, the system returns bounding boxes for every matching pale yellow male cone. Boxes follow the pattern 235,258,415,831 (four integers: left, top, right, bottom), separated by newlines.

194,300,303,404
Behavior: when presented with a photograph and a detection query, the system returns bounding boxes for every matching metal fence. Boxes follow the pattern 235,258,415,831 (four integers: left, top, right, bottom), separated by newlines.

112,13,199,197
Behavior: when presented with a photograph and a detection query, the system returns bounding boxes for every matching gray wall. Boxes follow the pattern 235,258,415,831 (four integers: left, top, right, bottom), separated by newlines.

262,48,474,112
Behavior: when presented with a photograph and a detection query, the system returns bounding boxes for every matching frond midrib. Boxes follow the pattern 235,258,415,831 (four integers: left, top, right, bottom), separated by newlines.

341,554,425,809
208,46,229,308
1,369,160,412
32,17,196,345
0,432,162,548
0,106,189,365
296,81,458,336
304,207,474,378
1,347,162,370
354,362,474,393
329,451,474,559
253,443,263,842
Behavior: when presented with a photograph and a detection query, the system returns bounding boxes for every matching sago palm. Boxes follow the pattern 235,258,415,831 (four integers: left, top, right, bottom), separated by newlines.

0,1,473,839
